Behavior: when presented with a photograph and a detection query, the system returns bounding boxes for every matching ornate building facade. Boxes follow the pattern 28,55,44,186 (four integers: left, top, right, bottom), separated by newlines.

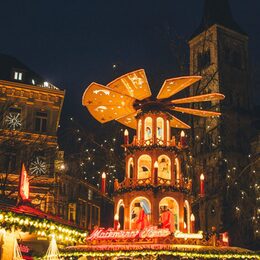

0,54,112,230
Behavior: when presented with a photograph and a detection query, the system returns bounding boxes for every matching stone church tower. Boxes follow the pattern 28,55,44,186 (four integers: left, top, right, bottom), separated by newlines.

188,0,252,244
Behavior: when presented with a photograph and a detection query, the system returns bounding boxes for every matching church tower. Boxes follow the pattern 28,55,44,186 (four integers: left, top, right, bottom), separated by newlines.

189,0,252,244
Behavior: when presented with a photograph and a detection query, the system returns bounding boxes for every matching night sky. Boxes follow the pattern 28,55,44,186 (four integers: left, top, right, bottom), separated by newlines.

0,0,259,130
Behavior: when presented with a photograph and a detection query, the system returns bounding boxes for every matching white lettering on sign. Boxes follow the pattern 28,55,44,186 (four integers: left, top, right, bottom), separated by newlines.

86,226,171,241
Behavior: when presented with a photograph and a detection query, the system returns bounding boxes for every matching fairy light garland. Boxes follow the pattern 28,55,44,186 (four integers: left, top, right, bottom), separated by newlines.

0,210,87,243
58,250,259,259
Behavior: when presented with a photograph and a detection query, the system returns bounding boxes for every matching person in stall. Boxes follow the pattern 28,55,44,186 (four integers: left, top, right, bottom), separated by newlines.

160,205,175,233
136,200,150,230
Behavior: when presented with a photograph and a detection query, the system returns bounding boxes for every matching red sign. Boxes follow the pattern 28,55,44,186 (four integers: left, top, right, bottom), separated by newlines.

86,226,171,241
19,163,29,201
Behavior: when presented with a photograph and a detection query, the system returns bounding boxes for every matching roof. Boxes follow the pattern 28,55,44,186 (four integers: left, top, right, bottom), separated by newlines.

0,53,60,90
190,0,247,39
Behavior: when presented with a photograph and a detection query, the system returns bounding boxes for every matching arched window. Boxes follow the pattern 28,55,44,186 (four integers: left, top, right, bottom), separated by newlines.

137,155,152,179
158,155,171,180
137,119,142,140
156,117,164,141
130,196,151,230
144,117,152,140
159,197,179,231
116,200,125,230
174,158,181,184
128,158,134,179
184,200,191,233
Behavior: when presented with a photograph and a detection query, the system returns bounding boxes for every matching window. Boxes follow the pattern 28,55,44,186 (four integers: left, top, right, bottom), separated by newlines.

68,203,76,222
14,71,23,81
137,154,152,179
35,111,47,132
88,189,93,200
197,50,211,70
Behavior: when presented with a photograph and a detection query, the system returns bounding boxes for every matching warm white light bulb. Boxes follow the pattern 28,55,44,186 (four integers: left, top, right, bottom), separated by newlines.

102,172,106,179
191,213,195,221
180,130,185,137
200,173,205,181
124,129,129,136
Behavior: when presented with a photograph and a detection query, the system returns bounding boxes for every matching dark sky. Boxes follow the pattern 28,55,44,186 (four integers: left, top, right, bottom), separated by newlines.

0,0,259,128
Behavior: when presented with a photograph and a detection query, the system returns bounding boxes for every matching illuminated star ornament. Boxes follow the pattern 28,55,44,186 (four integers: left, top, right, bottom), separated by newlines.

82,69,225,129
29,157,47,176
5,112,22,130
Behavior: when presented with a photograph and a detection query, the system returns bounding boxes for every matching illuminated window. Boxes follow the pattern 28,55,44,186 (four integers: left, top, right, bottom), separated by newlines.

158,155,171,180
156,117,164,140
88,189,93,200
128,158,134,179
137,154,151,179
68,203,76,222
14,71,23,81
144,117,152,140
35,111,47,132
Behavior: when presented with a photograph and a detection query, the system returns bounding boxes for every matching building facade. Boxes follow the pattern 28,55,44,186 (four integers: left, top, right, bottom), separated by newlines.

0,54,112,231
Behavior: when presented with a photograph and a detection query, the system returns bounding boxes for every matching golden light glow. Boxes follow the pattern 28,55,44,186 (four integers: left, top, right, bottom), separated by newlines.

107,69,151,100
170,116,191,129
171,93,225,104
172,107,221,117
82,70,224,129
200,174,205,181
116,112,138,129
82,82,135,123
157,76,201,100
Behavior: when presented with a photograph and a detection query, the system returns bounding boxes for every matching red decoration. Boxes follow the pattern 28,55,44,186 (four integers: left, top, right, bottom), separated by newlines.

101,172,106,194
124,129,129,145
161,210,175,233
19,163,29,201
200,174,205,197
180,131,186,147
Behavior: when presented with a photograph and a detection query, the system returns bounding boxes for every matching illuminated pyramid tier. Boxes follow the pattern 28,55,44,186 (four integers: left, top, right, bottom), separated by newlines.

82,69,224,233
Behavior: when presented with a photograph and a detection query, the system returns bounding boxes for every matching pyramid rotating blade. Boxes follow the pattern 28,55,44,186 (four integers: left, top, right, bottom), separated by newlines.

172,106,221,117
107,69,152,100
82,82,136,123
171,93,225,104
170,115,191,129
116,112,138,129
157,76,201,100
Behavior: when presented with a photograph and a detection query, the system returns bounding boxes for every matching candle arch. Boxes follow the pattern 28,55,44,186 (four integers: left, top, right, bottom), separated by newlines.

82,69,224,234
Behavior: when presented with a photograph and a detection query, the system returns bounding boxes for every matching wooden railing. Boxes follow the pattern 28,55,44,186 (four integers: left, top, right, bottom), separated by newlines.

126,137,179,147
114,177,192,191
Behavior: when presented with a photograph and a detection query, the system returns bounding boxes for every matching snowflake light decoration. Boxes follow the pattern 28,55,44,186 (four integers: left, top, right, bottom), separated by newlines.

29,157,47,176
5,113,22,130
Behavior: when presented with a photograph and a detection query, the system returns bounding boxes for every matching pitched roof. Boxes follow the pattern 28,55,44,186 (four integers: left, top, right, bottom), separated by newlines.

190,0,247,39
0,53,44,84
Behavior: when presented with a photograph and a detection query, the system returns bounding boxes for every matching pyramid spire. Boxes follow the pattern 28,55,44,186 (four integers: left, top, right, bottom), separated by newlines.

191,0,246,38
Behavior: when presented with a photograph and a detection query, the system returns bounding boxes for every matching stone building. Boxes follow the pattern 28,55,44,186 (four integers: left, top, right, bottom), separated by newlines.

0,54,112,230
189,0,255,246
